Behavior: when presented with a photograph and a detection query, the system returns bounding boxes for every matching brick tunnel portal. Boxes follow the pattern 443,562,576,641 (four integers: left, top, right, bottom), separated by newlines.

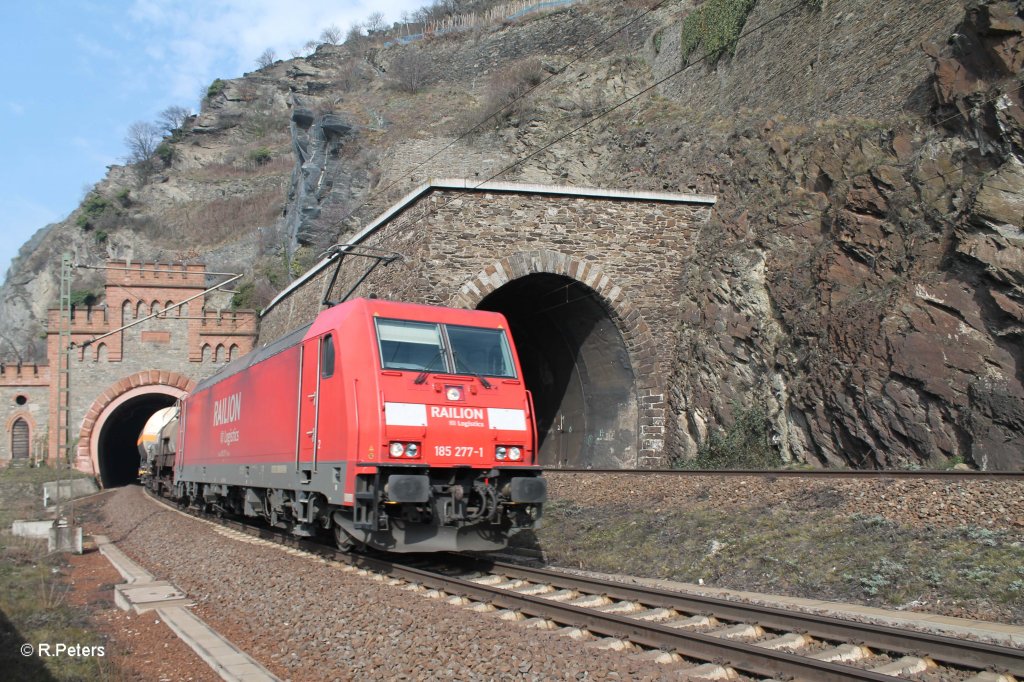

94,392,177,487
478,274,637,468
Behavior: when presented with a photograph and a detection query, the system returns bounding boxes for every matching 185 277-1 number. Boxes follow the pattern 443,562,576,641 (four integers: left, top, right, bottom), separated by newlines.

434,445,484,458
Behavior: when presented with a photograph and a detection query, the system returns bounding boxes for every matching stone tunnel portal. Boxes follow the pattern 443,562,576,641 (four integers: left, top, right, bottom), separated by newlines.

93,391,177,487
478,274,637,468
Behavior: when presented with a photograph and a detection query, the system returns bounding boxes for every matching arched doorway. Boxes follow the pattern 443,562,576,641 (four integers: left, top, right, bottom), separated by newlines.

91,389,179,486
478,274,637,468
78,371,195,486
11,418,29,460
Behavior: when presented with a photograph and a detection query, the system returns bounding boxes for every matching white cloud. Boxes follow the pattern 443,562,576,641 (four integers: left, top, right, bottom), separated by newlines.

126,0,426,105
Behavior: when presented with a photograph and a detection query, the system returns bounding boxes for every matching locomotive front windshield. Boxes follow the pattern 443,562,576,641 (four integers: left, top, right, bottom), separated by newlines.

376,318,516,378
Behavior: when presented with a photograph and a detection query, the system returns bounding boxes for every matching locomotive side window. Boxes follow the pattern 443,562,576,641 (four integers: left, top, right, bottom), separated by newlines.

320,334,335,378
447,325,516,378
376,319,446,371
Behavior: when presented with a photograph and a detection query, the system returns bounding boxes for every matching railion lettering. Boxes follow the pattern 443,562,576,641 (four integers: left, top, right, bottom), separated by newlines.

213,392,242,426
430,406,484,420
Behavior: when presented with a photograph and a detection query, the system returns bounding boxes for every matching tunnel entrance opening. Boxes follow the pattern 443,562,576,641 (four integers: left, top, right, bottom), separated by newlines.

95,392,176,487
478,274,637,468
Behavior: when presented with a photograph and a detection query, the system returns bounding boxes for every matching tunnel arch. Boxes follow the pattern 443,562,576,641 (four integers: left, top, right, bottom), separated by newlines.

451,251,662,468
77,371,195,486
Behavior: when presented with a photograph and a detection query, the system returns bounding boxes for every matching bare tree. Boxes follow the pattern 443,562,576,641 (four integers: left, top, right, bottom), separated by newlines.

256,47,276,69
157,105,191,133
422,2,452,22
320,24,342,44
391,50,428,93
124,121,163,183
345,22,365,45
365,11,386,34
124,121,161,163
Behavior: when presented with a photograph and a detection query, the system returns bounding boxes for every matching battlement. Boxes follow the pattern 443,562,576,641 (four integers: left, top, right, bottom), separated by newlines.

0,363,51,386
106,260,207,288
46,305,110,332
198,308,258,331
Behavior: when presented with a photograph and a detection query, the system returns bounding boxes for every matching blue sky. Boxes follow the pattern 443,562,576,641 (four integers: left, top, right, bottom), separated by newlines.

0,0,426,280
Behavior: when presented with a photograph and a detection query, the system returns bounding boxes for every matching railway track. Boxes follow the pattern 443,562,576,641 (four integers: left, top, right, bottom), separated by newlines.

146,489,1024,681
548,468,1024,480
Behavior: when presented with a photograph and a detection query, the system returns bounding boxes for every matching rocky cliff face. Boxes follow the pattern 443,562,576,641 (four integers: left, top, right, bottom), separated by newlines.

1,0,1021,468
653,0,1024,469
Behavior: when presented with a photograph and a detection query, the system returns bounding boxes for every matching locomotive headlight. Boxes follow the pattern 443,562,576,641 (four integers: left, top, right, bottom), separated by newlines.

405,443,419,458
508,446,522,462
495,446,507,461
389,442,405,458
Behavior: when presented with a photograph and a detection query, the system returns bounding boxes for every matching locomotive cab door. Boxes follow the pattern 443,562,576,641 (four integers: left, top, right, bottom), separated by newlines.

297,333,340,475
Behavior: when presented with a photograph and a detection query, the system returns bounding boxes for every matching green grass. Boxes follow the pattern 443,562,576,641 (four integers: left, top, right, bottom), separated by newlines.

0,465,91,486
0,466,92,527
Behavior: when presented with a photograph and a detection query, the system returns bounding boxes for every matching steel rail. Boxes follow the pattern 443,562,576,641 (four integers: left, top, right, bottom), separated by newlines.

145,491,1022,680
147,495,877,679
478,559,1024,675
546,468,1024,479
373,564,897,682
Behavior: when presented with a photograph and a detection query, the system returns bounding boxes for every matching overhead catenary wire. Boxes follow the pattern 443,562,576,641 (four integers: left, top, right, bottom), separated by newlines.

460,10,1019,317
377,0,811,239
326,0,675,238
292,0,996,316
268,0,825,313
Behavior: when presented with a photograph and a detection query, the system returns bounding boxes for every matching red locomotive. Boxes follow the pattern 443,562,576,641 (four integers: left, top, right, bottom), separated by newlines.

164,298,546,552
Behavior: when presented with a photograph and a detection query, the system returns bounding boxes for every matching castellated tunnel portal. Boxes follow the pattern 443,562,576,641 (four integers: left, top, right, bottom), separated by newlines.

94,391,176,487
478,274,637,468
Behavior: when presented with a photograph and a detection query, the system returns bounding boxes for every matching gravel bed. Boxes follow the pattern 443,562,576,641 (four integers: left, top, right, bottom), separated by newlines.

544,472,1024,531
64,546,217,681
87,486,672,681
534,472,1024,627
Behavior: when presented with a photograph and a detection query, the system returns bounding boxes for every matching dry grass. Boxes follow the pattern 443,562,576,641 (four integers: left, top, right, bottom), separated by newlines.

0,467,114,681
484,57,546,120
156,191,285,246
188,154,294,181
526,500,1024,624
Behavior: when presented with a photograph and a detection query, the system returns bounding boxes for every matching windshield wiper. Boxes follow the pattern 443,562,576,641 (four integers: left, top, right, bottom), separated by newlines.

414,349,445,384
453,351,492,389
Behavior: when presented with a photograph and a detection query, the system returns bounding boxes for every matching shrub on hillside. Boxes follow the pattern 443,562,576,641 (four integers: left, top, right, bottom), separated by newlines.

75,194,111,230
206,78,227,99
70,290,101,307
679,0,757,64
248,147,273,167
156,141,175,165
461,57,547,132
672,403,783,470
390,50,430,93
